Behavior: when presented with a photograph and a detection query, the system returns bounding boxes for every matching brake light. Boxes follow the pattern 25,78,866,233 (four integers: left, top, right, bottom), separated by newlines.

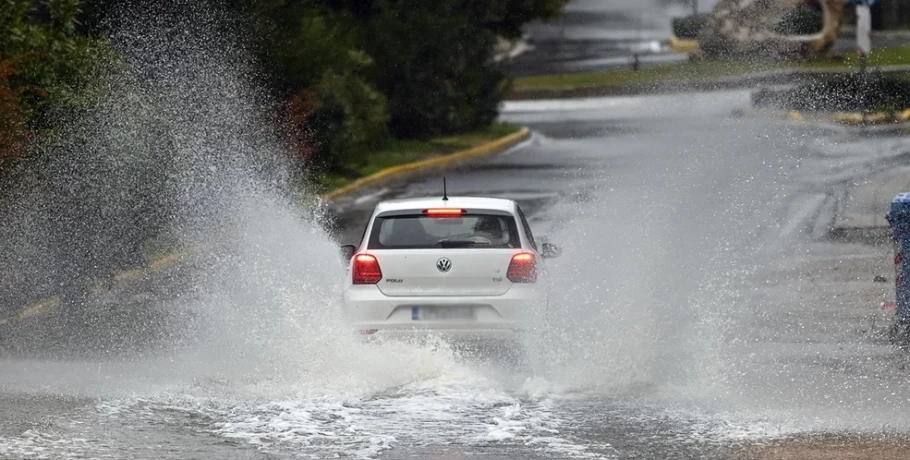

507,252,537,283
352,254,382,284
424,208,465,217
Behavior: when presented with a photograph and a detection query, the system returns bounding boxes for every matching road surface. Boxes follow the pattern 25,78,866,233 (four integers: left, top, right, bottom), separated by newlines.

511,0,691,77
2,90,910,459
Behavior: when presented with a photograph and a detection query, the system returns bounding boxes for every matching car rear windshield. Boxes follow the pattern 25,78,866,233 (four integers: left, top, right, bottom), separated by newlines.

368,213,521,249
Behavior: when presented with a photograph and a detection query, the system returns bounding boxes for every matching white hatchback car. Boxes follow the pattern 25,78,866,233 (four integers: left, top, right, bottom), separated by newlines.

340,196,560,341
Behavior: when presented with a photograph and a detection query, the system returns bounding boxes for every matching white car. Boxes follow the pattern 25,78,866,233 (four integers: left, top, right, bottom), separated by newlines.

340,196,561,342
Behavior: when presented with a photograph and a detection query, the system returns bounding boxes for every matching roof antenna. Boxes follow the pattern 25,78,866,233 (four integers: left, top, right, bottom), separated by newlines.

442,177,449,201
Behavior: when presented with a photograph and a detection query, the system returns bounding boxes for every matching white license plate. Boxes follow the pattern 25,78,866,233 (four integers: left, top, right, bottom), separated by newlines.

411,306,475,321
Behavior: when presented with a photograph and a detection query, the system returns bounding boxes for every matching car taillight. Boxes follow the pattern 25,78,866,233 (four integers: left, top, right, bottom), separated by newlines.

424,208,465,217
507,252,537,283
352,254,382,284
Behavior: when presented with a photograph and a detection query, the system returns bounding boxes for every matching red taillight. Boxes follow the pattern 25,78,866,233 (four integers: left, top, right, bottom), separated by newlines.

424,208,465,217
507,252,537,283
352,254,382,284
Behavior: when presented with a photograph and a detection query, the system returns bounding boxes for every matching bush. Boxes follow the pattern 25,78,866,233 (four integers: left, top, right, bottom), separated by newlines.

363,0,506,138
672,14,710,40
774,4,824,36
300,69,389,172
233,2,391,172
1,0,103,127
0,56,32,163
753,74,910,112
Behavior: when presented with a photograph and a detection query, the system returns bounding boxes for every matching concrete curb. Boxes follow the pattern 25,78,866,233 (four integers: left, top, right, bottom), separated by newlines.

740,107,910,127
323,127,532,201
669,35,699,54
0,251,196,328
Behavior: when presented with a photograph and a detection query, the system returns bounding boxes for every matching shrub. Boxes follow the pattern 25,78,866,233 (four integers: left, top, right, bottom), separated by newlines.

774,4,824,36
1,0,102,125
0,56,32,162
302,69,389,172
754,74,910,112
364,0,506,138
672,14,711,40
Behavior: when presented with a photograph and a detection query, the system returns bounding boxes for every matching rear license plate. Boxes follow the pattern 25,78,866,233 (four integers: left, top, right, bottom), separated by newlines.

411,306,475,321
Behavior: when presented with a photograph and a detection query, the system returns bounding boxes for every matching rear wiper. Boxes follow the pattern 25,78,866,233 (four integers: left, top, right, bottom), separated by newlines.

438,240,489,248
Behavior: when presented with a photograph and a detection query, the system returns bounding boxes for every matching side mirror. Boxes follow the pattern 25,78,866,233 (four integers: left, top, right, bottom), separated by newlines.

340,245,356,261
541,242,562,259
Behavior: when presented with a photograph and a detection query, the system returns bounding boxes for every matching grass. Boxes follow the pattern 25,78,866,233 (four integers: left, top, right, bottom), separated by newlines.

511,45,910,94
807,44,910,68
317,122,522,192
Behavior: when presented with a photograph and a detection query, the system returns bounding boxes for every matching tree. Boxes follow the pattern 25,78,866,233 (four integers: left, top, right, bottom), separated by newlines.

0,56,34,163
358,0,502,137
0,0,104,129
324,0,568,138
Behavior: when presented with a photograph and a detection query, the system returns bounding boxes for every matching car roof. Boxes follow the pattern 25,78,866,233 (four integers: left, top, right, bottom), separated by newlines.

373,196,517,214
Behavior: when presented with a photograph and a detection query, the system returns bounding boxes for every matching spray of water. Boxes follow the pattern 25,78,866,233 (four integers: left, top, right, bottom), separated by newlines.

0,5,610,459
0,2,820,458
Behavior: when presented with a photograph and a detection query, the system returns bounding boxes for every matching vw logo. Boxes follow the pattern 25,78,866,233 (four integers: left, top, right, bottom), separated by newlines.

436,257,453,273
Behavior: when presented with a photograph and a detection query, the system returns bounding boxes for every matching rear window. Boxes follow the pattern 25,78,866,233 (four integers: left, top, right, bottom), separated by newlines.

368,213,521,249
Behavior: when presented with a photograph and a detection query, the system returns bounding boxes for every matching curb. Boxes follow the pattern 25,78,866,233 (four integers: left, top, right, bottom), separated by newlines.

740,107,910,126
322,127,531,201
669,35,699,54
0,250,195,328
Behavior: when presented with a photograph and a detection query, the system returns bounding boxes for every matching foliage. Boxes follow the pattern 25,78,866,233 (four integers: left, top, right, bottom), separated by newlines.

754,74,910,113
234,1,390,172
0,0,101,162
314,0,568,138
0,0,102,125
357,0,506,138
774,4,824,36
672,14,710,40
297,69,389,172
321,0,568,40
0,0,569,173
0,55,35,163
240,0,562,157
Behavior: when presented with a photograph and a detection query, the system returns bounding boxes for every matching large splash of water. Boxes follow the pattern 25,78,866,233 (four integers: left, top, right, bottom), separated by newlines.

0,5,601,458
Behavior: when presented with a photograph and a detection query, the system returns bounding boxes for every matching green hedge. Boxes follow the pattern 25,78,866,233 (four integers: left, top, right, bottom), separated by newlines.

753,74,910,112
774,5,824,36
672,14,710,40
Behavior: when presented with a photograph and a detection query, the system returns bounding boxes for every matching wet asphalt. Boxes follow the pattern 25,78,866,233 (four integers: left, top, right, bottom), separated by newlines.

510,0,691,77
3,89,910,458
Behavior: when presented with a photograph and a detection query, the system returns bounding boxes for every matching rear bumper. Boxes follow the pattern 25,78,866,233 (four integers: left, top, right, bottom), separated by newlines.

342,284,545,334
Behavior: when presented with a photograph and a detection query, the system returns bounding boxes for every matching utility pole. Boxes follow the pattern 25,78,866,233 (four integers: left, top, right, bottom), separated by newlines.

856,0,872,124
559,14,566,83
691,0,698,16
857,0,871,74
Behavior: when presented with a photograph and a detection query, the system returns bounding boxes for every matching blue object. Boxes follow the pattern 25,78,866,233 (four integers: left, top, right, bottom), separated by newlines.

849,0,878,6
888,193,910,322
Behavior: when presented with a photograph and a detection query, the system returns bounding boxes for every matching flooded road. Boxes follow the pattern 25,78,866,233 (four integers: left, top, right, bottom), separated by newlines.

3,89,910,458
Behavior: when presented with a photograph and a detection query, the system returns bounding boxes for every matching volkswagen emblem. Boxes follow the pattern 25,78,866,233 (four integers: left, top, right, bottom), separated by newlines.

436,257,452,273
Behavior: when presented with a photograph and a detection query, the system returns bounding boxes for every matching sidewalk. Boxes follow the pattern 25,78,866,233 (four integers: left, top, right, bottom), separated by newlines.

832,167,910,243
